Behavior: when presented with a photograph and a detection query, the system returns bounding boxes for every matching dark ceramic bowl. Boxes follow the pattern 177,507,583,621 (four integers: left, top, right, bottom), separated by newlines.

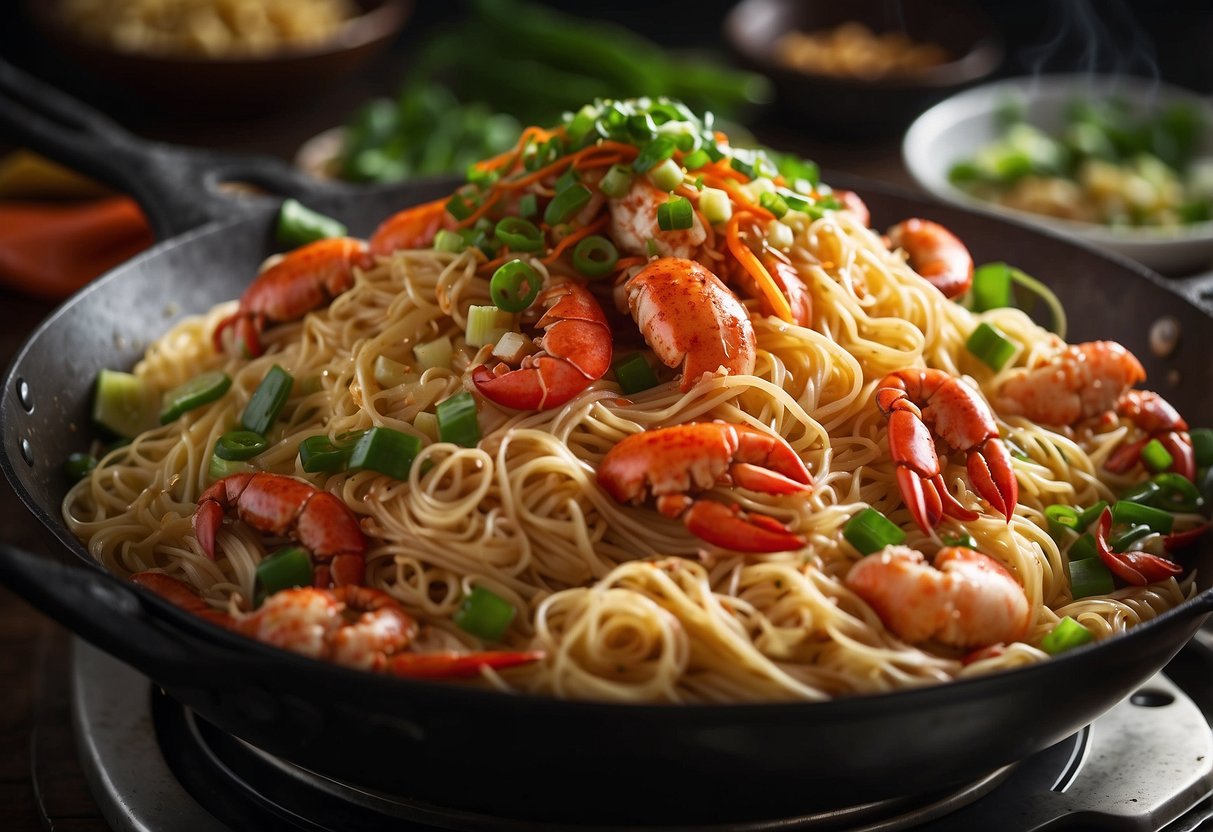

724,0,1003,138
28,0,411,117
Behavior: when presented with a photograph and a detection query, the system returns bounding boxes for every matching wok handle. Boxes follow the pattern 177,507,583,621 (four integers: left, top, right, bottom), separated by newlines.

0,58,342,239
0,542,243,687
1171,269,1213,314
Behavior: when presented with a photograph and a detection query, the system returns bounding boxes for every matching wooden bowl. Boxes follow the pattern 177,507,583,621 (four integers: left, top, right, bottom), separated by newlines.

28,0,411,117
724,0,1003,138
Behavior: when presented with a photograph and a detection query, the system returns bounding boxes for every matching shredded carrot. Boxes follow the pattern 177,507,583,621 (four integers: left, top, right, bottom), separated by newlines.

474,125,557,174
454,188,502,230
727,213,792,323
541,214,608,264
498,142,638,191
478,253,513,274
614,256,647,271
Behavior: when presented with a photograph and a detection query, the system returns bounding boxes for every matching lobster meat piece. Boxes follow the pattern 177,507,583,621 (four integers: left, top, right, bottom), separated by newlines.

368,197,452,256
597,422,812,553
994,341,1195,482
194,472,367,588
845,546,1031,648
472,279,612,411
214,237,372,357
886,218,974,299
877,369,1018,532
624,257,756,392
132,574,543,678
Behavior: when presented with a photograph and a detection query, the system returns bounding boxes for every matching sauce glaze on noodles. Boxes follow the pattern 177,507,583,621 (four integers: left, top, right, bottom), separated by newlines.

63,210,1194,703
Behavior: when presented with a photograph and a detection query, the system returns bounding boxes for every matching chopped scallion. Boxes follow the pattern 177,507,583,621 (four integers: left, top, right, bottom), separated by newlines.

214,430,267,461
1141,438,1174,472
966,322,1017,371
970,262,1014,313
159,371,231,424
433,229,467,253
208,452,251,481
1151,472,1202,513
613,353,659,394
1067,532,1098,561
758,191,789,218
572,235,619,278
490,260,542,313
241,365,293,436
454,585,516,641
276,199,345,247
632,136,677,174
517,193,538,219
599,164,633,199
298,433,363,473
494,217,543,253
1069,557,1115,599
348,426,422,480
843,508,906,555
1041,616,1095,654
1110,523,1153,552
1120,480,1162,505
64,452,97,482
543,183,592,225
1111,500,1174,533
657,196,693,231
1045,504,1082,538
682,149,711,170
445,191,477,221
413,335,453,371
465,305,515,348
254,546,313,604
436,390,480,447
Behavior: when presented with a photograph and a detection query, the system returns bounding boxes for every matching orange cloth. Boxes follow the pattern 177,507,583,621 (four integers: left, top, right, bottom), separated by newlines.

0,196,154,300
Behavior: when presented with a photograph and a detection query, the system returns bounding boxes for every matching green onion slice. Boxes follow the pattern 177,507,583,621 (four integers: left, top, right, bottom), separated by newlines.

1076,500,1110,530
1151,472,1202,513
966,322,1017,371
599,164,633,199
682,149,711,170
1045,504,1082,537
657,196,693,231
445,191,477,221
453,585,516,641
433,229,467,253
843,508,906,555
613,353,659,394
517,193,538,219
255,545,314,604
64,452,97,482
436,391,481,447
940,531,978,549
298,433,363,473
241,365,294,436
490,260,542,313
1069,557,1115,599
214,429,267,461
1041,616,1095,654
1067,532,1099,562
1120,480,1162,505
276,199,347,247
758,191,789,218
208,452,251,481
347,426,422,480
572,235,619,278
1110,523,1153,552
632,136,677,174
1141,438,1174,472
970,262,1014,313
160,371,231,425
543,183,592,225
1111,500,1175,533
494,217,544,253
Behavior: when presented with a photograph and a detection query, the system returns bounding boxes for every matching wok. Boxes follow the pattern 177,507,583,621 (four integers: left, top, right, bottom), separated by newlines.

3,59,1213,826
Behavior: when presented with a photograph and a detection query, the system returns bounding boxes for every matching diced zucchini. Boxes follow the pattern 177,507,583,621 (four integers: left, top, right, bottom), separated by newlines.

373,355,416,388
414,411,439,442
699,187,732,224
93,369,156,439
413,335,453,371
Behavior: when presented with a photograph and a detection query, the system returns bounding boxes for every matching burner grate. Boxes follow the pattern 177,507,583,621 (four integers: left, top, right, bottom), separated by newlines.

67,639,1213,832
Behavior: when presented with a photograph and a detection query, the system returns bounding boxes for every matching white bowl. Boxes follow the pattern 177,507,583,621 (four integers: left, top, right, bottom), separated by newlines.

903,74,1213,274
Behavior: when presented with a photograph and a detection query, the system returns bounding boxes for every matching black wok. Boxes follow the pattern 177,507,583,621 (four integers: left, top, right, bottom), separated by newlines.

3,60,1213,826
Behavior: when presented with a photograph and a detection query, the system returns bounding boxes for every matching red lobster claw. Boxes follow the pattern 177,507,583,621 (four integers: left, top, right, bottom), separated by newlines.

682,499,805,554
1093,508,1183,586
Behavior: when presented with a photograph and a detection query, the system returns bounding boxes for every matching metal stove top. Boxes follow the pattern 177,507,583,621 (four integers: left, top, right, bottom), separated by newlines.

67,638,1213,832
